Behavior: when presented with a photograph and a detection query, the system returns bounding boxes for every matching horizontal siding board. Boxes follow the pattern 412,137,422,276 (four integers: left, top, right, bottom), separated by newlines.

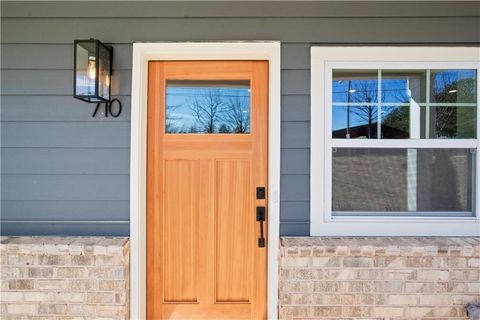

1,69,131,95
3,2,479,18
281,95,310,121
281,148,309,174
2,18,479,44
1,44,132,70
1,122,130,148
280,222,310,236
2,148,130,174
281,174,309,201
281,122,310,148
1,222,129,236
281,70,310,95
280,201,310,222
1,174,129,201
1,96,131,121
1,200,129,221
281,43,310,70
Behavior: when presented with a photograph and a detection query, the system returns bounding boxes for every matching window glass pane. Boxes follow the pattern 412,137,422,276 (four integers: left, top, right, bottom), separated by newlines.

431,69,477,103
333,105,380,139
381,105,410,138
332,148,475,216
423,106,476,139
166,80,250,134
332,70,378,103
382,70,426,104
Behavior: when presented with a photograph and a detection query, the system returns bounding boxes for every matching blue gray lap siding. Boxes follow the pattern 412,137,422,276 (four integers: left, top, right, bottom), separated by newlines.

1,1,479,236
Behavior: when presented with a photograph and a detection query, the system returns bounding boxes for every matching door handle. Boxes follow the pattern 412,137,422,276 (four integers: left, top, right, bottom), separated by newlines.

256,206,266,248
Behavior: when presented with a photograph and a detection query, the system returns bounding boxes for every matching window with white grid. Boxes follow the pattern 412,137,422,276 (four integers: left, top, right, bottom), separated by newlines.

311,47,480,236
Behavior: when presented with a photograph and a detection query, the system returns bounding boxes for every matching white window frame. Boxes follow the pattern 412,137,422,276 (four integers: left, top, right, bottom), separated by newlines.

311,46,480,236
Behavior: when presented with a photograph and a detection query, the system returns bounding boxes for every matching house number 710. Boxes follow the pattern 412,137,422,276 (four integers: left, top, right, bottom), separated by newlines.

92,98,122,118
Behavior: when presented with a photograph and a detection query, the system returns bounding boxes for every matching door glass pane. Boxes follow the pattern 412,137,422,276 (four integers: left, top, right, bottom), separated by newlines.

332,148,475,216
166,80,251,134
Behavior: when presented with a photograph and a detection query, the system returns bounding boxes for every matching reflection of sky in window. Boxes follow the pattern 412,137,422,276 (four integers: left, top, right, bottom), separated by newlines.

166,85,250,133
382,79,411,103
332,78,377,103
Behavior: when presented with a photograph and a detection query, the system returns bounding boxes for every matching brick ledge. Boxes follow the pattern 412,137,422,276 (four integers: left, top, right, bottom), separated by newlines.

1,236,129,256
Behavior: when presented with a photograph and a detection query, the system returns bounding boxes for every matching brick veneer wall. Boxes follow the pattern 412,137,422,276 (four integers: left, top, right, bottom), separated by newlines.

1,237,129,319
280,237,480,320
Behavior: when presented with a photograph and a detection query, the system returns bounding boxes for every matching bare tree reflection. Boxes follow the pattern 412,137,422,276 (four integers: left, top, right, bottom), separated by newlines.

222,96,250,133
166,87,251,134
190,90,227,133
346,79,379,138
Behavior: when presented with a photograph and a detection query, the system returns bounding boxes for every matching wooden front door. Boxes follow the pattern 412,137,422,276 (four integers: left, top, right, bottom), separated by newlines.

147,61,268,320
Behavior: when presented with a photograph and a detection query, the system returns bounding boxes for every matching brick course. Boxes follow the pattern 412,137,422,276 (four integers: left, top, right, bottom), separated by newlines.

1,236,129,320
280,237,480,320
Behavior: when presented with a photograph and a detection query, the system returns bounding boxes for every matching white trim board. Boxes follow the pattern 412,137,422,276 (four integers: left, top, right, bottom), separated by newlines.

130,42,281,320
310,46,480,237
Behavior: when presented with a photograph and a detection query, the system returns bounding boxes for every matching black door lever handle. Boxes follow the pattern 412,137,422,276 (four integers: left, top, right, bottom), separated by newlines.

256,206,266,247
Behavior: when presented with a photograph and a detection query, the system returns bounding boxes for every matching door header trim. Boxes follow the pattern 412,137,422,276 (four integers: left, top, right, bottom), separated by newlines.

129,41,281,320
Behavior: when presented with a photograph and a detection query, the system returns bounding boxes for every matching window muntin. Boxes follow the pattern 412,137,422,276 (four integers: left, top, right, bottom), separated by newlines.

329,68,477,218
165,80,251,134
332,69,477,139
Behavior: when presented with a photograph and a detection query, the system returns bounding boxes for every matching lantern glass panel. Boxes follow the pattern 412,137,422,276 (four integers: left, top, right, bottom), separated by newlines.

98,43,111,101
75,41,97,98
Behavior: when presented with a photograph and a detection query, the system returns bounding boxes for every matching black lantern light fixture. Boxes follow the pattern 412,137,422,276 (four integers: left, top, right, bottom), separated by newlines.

74,39,113,103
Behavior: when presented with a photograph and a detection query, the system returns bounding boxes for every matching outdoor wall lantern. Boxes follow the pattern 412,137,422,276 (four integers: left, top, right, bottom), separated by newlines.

73,38,113,103
73,39,122,117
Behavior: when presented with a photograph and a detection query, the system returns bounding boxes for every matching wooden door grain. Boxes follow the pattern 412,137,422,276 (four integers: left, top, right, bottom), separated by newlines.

147,61,268,320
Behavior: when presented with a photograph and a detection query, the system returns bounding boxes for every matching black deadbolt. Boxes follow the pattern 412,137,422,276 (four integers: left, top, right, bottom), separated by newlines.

256,187,266,199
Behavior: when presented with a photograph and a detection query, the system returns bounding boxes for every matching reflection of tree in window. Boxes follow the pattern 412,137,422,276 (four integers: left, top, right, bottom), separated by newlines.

189,90,250,134
190,90,227,133
165,83,251,134
431,70,476,138
347,79,378,138
221,95,250,133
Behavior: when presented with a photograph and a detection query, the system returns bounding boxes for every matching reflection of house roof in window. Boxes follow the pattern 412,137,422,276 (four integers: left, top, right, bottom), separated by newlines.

332,123,409,139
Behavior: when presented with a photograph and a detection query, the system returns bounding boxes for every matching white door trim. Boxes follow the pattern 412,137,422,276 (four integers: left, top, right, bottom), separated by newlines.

130,42,281,319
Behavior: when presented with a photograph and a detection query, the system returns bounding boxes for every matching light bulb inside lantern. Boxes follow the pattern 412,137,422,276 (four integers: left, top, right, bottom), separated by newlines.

88,57,96,80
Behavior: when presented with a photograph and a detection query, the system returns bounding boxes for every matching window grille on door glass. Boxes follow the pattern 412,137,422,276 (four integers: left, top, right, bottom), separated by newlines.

329,68,477,217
